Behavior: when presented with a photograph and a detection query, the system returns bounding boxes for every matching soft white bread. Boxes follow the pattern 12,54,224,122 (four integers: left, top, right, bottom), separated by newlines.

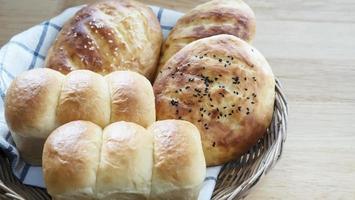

5,68,155,165
5,68,64,164
56,70,110,127
42,121,102,200
148,120,206,200
106,71,155,127
158,0,256,73
45,0,163,80
154,35,275,166
96,122,153,200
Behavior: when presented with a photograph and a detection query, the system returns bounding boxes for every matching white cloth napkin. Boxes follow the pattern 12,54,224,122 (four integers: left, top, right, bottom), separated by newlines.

0,5,222,200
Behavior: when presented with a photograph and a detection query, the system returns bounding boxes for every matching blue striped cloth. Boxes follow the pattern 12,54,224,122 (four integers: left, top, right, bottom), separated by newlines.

0,4,222,200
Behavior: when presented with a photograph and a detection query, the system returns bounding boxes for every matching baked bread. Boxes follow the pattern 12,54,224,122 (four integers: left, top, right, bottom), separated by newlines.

4,68,64,165
57,70,111,127
106,71,155,128
42,120,204,199
158,0,256,72
5,68,155,165
43,121,102,200
154,35,275,166
148,120,206,200
96,122,153,199
45,0,163,80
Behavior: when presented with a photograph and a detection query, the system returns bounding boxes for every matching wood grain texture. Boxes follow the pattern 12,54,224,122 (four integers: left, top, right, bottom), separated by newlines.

0,0,354,199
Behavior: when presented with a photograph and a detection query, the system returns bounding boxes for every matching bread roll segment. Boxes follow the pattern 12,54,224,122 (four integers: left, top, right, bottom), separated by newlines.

96,122,153,200
158,0,256,72
106,71,155,127
45,0,163,80
5,68,155,165
5,68,64,164
148,120,206,200
154,34,275,166
43,121,102,200
57,70,111,127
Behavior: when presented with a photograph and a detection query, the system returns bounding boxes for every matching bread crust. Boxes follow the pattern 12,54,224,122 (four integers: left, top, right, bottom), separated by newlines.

158,0,256,73
45,0,163,80
154,35,275,166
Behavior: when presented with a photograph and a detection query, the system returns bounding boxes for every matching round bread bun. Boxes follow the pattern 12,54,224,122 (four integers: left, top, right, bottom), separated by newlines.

45,0,163,80
154,34,275,166
105,71,155,127
5,68,64,164
148,120,206,200
158,0,256,72
56,70,111,127
43,121,102,199
96,121,153,199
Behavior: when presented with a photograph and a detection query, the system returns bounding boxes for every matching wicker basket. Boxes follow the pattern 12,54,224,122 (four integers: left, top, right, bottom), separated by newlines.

0,79,287,200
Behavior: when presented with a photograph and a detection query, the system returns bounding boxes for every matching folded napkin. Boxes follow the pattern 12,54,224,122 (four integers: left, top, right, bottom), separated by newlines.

0,5,221,200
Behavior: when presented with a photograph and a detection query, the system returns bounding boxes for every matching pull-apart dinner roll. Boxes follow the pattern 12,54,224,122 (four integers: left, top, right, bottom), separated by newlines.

5,68,155,165
4,68,64,164
42,120,205,200
148,120,206,200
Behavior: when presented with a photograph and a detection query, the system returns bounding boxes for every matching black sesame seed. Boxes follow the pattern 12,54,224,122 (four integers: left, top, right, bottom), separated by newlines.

159,70,162,73
209,98,213,101
185,86,190,89
219,59,222,62
189,109,192,112
218,74,222,77
238,106,241,111
251,102,255,104
175,90,178,93
210,104,214,107
244,77,247,81
232,104,235,107
246,112,250,115
170,100,179,106
224,64,227,67
224,114,227,117
179,89,182,92
245,88,248,91
223,106,227,109
168,67,171,69
215,77,218,81
198,119,202,122
247,97,250,99
212,142,216,147
178,116,182,119
193,94,198,97
213,55,216,58
200,108,203,111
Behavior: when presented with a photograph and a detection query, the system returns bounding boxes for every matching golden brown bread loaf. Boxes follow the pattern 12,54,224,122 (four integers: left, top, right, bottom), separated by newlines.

154,34,275,166
5,68,155,165
45,0,163,80
42,120,205,199
149,120,206,200
158,0,256,73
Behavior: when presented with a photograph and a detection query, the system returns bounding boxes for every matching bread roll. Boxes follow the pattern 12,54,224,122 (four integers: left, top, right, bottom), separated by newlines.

5,68,155,165
148,120,206,200
158,0,256,72
45,0,163,80
106,71,155,127
154,35,275,166
96,122,153,200
5,68,64,164
57,70,110,127
43,121,102,200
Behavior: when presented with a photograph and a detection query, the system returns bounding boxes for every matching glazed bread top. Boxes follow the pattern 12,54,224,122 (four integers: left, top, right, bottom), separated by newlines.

154,34,275,166
158,0,256,72
45,0,163,80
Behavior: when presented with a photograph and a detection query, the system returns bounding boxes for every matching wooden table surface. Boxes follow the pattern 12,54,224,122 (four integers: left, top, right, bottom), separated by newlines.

1,0,354,199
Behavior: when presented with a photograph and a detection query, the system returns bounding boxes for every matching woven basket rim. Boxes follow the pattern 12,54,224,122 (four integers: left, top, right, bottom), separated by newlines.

0,78,287,200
